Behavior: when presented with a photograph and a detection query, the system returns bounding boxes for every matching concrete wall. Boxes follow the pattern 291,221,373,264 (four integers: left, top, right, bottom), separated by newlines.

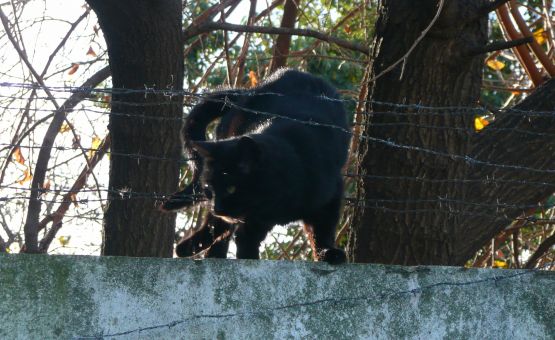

0,254,553,339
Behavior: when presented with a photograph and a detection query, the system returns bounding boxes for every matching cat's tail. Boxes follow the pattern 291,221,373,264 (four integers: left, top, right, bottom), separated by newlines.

161,91,239,211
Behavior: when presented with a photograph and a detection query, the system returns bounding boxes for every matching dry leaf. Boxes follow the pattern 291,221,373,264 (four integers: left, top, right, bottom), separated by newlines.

86,46,97,57
344,24,352,34
13,147,25,165
60,123,71,133
248,71,258,88
68,63,80,75
493,260,508,268
486,59,505,71
17,167,33,185
533,28,546,45
474,116,490,132
58,235,71,247
88,135,102,159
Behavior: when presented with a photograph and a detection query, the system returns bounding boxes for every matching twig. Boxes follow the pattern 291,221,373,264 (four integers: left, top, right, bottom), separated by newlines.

185,22,369,55
232,0,257,86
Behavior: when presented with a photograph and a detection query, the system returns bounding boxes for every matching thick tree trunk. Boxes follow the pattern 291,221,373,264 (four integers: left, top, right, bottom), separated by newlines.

349,0,555,265
86,0,183,257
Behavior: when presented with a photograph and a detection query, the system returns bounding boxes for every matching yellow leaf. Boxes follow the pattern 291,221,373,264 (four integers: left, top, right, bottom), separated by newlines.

13,147,25,165
248,71,258,88
533,28,546,45
17,167,33,185
493,260,508,268
474,116,490,132
58,235,71,247
486,59,505,71
88,135,102,159
86,46,97,57
68,63,79,75
60,123,71,133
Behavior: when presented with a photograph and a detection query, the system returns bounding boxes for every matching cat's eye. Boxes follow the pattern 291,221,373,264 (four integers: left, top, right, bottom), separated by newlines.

226,185,236,194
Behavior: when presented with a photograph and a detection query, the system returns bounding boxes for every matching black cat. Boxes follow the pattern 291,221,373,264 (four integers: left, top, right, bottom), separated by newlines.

161,69,350,264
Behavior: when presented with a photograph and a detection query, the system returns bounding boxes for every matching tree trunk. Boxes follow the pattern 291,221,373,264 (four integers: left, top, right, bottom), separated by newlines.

349,0,555,265
269,0,300,73
86,0,183,257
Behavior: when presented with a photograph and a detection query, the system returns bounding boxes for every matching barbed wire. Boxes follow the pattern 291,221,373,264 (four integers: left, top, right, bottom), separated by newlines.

1,83,555,232
72,264,554,339
3,81,555,116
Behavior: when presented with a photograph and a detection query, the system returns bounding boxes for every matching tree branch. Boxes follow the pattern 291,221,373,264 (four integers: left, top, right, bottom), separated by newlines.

38,135,110,253
269,0,299,72
478,0,511,16
468,36,533,56
524,232,555,269
184,21,369,55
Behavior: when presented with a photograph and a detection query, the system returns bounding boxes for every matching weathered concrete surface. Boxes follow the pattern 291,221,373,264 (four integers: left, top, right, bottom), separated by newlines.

0,254,553,339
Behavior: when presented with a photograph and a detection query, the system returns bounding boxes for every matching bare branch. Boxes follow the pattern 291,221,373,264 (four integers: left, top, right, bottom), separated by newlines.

496,4,544,86
468,37,533,56
185,22,369,55
38,135,110,253
269,0,300,73
525,232,555,269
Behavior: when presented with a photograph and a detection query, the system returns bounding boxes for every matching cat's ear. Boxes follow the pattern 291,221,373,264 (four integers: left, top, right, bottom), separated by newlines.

190,141,217,159
237,136,260,174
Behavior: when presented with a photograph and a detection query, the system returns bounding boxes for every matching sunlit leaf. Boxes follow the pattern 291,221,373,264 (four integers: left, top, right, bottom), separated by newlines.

58,235,71,247
493,260,508,268
88,135,102,159
86,46,97,57
474,116,490,132
486,59,505,71
59,123,71,133
17,167,32,185
68,63,80,75
248,70,258,88
13,147,25,165
533,28,546,45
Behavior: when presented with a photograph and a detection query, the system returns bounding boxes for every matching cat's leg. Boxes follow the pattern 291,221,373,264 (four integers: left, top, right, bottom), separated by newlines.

205,217,233,258
303,188,346,265
234,223,272,259
175,213,231,258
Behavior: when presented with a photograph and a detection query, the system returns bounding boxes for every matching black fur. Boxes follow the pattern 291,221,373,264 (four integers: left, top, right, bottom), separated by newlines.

162,69,350,264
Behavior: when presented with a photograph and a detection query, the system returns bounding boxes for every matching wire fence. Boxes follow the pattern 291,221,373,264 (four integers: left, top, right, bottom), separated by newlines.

1,81,554,267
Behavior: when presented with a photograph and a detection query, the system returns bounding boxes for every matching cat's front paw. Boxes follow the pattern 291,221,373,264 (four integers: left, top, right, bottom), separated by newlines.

319,248,347,265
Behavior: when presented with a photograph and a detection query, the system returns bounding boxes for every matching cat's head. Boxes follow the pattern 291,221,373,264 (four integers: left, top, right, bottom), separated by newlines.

192,136,261,219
